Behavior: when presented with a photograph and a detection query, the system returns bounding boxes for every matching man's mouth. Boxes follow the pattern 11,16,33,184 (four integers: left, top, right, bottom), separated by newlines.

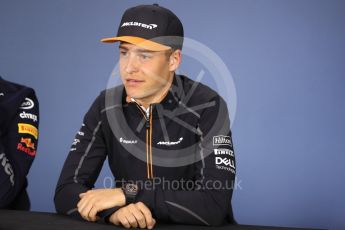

126,79,145,87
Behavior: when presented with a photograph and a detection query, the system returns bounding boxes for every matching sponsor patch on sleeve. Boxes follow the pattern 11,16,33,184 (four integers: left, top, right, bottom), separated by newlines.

213,148,234,157
19,111,38,122
20,138,35,150
17,137,36,156
20,98,35,110
18,123,38,139
215,156,236,173
213,135,232,147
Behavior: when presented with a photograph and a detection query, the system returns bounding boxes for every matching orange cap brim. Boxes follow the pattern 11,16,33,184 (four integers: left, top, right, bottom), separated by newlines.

101,36,171,51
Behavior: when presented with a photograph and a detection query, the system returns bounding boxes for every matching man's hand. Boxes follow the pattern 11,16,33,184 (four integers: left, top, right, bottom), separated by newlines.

109,202,156,229
77,188,125,222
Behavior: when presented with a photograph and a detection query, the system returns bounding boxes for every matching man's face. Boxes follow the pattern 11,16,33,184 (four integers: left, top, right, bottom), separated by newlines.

119,42,172,101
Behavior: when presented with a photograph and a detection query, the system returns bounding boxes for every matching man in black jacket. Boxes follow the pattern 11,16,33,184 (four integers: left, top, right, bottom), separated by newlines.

0,76,39,210
55,4,236,229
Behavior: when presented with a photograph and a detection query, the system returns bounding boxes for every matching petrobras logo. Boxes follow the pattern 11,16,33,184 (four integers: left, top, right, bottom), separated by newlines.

20,111,38,122
18,123,38,139
121,21,158,30
214,148,234,157
20,98,34,110
157,137,183,146
119,137,138,144
0,153,15,186
213,135,232,146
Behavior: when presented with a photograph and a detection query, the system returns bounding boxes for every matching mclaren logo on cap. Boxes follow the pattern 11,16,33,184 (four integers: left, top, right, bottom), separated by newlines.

121,21,158,30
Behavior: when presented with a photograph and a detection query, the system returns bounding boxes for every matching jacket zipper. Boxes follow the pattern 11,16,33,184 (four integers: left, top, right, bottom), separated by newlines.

134,102,153,179
149,105,153,179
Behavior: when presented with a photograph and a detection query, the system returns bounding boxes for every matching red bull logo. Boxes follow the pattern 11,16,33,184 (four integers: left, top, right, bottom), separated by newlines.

20,138,35,150
17,137,36,156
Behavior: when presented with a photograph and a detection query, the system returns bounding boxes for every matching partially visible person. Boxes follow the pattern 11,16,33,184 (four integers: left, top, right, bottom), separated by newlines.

0,76,39,210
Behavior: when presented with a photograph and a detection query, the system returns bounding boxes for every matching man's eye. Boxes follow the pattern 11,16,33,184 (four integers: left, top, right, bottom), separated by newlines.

140,54,152,60
120,51,128,56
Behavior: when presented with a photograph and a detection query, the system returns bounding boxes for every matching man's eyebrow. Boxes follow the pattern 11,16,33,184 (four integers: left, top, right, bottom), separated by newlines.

119,45,129,50
118,45,155,53
135,49,155,53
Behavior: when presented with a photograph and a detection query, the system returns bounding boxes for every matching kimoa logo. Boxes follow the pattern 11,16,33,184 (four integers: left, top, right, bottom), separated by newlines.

121,21,158,30
119,137,138,144
157,137,183,146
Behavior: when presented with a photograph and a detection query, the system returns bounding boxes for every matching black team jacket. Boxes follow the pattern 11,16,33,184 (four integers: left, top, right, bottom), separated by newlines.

55,75,236,225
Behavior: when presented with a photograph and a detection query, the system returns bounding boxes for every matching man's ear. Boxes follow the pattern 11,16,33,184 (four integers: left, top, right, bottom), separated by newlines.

168,49,182,72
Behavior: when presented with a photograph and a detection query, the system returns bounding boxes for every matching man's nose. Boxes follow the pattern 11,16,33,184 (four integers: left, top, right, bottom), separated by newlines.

125,53,139,74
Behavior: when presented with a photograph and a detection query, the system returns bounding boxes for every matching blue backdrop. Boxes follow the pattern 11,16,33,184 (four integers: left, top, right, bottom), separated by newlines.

1,0,344,229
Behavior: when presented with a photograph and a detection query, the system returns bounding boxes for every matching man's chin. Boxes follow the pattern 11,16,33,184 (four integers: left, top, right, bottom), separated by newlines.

124,88,138,98
125,92,143,100
125,89,147,99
